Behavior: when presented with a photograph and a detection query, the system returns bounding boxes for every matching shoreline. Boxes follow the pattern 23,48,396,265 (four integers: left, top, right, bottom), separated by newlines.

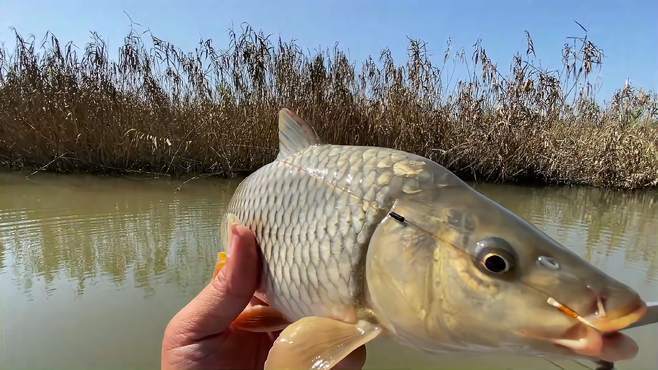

1,117,657,189
2,156,656,191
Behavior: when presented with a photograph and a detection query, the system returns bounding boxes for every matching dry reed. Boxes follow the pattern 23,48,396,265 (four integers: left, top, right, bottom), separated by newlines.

0,26,656,188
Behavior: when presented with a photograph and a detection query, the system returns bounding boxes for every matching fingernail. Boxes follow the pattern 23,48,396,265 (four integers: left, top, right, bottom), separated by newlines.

228,225,239,255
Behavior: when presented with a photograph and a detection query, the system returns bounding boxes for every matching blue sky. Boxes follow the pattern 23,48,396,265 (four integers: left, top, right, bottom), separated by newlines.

1,0,656,101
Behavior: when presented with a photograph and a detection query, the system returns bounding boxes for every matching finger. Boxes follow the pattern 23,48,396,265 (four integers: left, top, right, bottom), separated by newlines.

334,345,367,370
164,225,260,345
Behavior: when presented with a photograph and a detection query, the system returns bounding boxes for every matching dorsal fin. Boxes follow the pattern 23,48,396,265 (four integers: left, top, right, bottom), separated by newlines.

277,108,321,159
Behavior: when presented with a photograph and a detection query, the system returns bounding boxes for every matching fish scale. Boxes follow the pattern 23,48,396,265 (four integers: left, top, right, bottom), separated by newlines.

225,144,431,321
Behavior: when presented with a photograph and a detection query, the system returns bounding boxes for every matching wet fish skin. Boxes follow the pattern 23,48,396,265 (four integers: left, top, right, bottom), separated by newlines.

223,108,647,364
226,143,449,321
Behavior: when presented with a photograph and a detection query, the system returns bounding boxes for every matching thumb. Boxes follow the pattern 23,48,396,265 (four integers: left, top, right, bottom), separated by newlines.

164,225,260,346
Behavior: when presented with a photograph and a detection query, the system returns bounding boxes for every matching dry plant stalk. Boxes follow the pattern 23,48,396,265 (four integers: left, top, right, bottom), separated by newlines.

0,26,656,188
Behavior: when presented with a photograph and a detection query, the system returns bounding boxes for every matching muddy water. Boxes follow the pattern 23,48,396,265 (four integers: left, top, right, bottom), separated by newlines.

0,172,656,369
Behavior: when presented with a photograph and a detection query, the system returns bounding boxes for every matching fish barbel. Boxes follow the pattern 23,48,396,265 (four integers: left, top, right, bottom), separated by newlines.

220,109,648,369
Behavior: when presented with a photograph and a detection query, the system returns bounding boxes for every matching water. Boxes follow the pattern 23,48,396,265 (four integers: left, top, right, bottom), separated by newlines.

0,172,656,370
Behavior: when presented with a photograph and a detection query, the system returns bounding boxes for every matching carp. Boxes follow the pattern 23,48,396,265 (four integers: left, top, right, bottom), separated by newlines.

218,109,649,369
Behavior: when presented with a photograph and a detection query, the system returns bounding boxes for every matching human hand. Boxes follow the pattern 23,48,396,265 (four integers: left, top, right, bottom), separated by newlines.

161,225,366,370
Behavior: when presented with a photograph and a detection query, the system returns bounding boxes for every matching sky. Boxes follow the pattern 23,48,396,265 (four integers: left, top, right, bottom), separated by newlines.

1,0,656,101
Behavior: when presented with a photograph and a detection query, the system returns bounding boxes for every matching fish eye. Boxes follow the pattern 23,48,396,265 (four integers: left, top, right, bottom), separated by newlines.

482,253,510,273
474,237,516,276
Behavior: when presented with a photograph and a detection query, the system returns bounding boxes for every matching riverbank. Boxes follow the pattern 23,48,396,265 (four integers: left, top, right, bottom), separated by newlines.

1,28,656,188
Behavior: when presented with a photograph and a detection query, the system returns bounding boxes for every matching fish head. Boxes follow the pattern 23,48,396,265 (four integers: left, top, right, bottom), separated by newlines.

365,166,646,361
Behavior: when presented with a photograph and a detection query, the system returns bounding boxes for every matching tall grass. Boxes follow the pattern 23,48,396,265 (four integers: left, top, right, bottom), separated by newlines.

0,26,656,188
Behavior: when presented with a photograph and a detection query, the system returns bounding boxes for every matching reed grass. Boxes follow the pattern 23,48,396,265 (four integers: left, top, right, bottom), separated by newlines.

0,26,656,188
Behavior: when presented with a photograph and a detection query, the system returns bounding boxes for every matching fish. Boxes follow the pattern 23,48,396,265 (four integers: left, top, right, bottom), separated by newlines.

218,108,649,369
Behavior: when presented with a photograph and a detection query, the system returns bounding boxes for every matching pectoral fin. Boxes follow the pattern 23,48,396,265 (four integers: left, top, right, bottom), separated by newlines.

264,317,382,370
214,212,244,279
212,251,228,279
232,305,290,332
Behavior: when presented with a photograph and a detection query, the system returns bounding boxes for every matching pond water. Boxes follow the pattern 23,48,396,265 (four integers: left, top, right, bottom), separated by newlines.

0,172,656,370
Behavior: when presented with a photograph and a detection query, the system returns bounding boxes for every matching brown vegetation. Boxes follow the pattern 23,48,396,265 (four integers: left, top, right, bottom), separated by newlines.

0,26,656,188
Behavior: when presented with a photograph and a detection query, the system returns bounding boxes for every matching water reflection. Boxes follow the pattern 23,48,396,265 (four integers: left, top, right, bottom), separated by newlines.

0,173,239,296
1,174,655,295
0,173,656,370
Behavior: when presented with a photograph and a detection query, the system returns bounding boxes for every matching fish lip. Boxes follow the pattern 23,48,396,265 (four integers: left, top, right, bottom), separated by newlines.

584,300,647,333
548,324,639,362
520,303,646,361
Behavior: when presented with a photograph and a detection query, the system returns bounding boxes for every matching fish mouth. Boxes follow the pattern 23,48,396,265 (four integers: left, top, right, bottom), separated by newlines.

583,300,647,334
542,302,647,362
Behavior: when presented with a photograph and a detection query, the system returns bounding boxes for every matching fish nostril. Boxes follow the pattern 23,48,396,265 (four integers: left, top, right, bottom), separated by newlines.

537,255,560,270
